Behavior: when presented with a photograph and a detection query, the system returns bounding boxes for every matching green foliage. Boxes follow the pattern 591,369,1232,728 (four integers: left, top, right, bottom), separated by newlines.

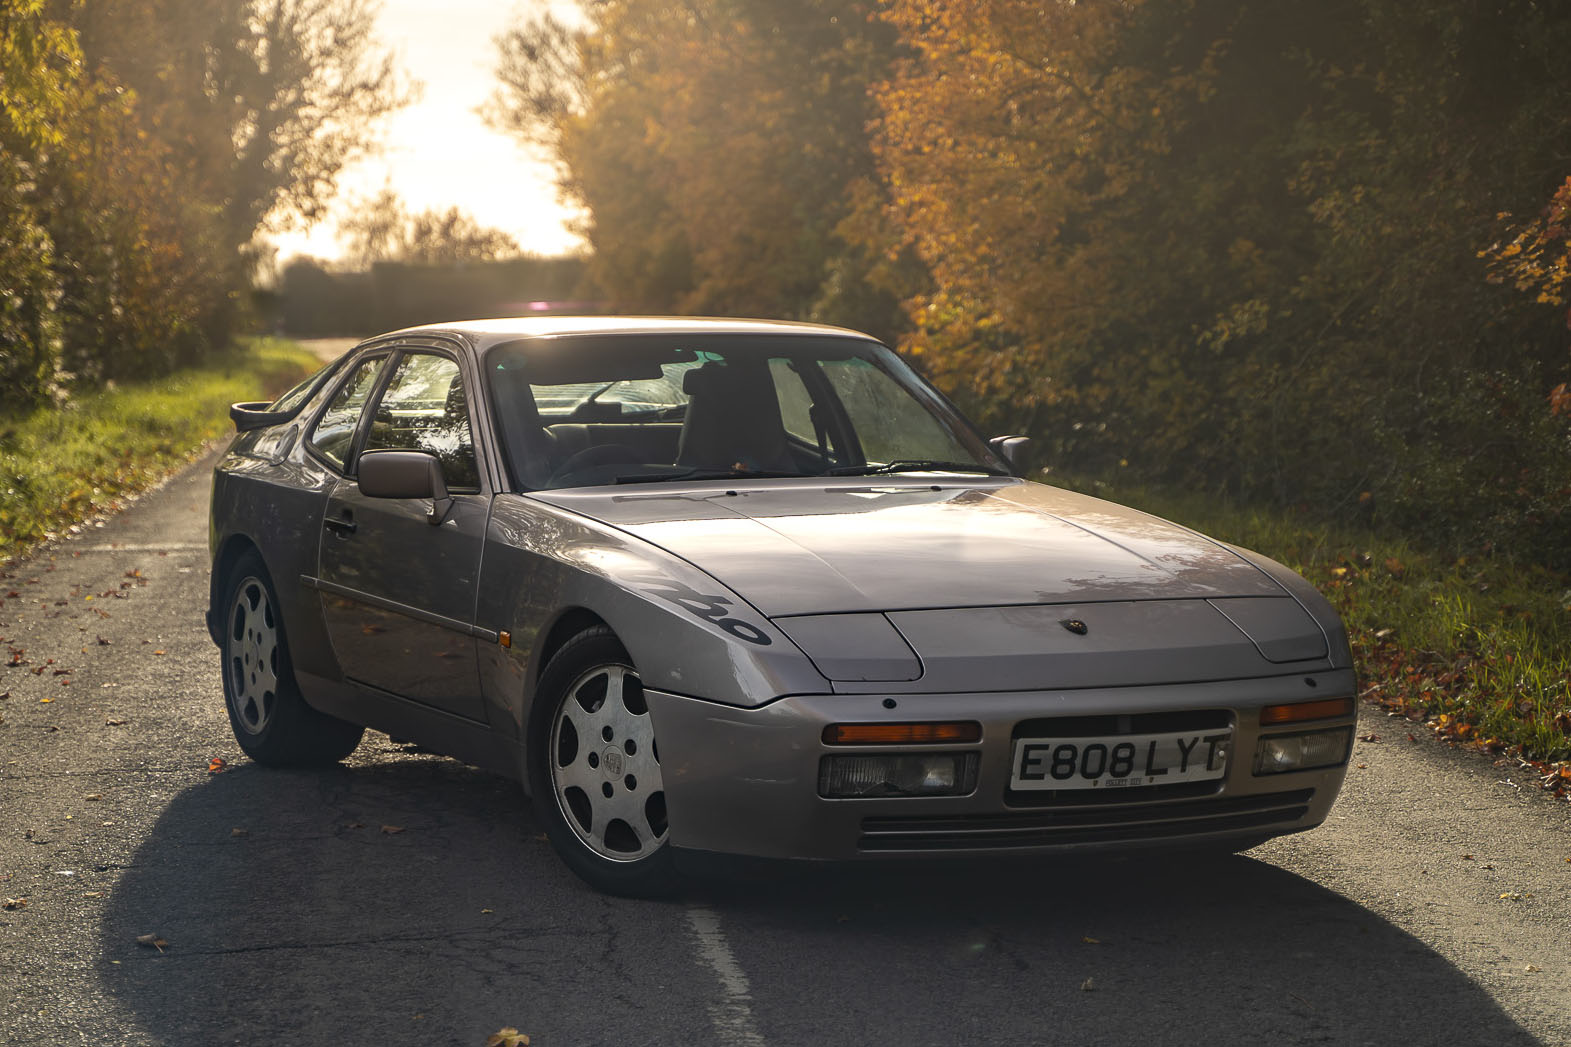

1062,476,1571,764
0,0,406,412
277,255,588,336
0,339,318,562
0,0,78,411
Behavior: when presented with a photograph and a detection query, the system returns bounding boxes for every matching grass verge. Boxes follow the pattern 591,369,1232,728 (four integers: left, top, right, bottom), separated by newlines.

0,337,320,562
1058,476,1571,795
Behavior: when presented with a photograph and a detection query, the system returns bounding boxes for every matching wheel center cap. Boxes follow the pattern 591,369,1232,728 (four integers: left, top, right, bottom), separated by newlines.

602,747,625,777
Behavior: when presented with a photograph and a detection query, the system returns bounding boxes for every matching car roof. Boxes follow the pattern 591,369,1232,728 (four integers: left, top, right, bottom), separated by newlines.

362,316,882,353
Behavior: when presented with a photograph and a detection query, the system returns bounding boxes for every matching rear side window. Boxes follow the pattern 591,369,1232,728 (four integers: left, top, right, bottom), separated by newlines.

361,353,481,491
309,355,386,470
268,357,343,415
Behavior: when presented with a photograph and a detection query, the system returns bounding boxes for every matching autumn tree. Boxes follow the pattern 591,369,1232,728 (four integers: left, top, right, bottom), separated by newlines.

870,0,1571,563
1482,176,1571,418
0,0,77,410
340,189,521,267
10,0,410,384
490,0,902,330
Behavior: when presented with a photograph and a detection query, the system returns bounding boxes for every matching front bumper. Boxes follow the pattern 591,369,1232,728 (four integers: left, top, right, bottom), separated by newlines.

646,669,1355,861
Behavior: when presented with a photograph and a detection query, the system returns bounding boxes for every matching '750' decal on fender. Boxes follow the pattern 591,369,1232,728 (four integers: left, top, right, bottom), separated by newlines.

630,574,772,646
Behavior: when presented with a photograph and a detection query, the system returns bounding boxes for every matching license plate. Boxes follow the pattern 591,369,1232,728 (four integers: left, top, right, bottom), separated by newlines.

1010,729,1231,790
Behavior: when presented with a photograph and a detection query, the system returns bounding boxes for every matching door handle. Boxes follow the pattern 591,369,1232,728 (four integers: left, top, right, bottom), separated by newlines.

324,514,357,537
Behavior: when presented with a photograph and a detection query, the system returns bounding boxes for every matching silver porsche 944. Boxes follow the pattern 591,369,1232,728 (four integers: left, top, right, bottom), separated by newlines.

208,317,1356,895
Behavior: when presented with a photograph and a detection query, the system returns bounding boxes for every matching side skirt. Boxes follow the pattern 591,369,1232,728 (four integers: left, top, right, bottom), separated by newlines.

296,669,522,780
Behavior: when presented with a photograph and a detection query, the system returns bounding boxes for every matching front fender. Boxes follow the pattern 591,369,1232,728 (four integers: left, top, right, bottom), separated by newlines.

475,494,829,759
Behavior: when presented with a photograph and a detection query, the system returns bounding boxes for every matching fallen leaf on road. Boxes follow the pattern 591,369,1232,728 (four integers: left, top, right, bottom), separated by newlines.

380,824,405,835
38,697,52,704
152,650,165,656
2,897,25,910
134,934,167,952
105,718,126,726
230,828,249,837
1526,964,1542,973
485,1029,530,1047
1462,854,1475,860
84,793,102,801
1356,763,1367,769
481,908,493,914
1500,892,1523,900
1359,733,1379,743
1082,936,1100,945
344,821,364,830
207,757,226,774
1079,978,1095,991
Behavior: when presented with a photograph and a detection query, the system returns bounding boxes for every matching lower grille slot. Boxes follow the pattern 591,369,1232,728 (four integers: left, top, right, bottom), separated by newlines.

858,789,1314,852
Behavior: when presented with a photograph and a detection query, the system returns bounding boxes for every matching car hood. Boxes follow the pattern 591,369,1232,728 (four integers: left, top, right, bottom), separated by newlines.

534,478,1286,617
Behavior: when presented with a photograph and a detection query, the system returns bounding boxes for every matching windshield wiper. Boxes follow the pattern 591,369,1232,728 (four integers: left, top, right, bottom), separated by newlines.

827,460,1009,477
612,467,802,485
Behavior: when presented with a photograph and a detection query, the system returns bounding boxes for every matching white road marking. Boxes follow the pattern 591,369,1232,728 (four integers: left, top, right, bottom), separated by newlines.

685,905,767,1047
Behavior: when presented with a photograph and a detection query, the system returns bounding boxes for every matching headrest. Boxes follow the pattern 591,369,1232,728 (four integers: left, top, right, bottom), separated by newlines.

444,376,467,416
682,362,729,397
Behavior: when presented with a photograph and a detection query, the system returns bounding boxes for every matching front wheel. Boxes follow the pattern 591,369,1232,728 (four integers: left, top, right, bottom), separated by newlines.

220,551,364,766
529,627,678,897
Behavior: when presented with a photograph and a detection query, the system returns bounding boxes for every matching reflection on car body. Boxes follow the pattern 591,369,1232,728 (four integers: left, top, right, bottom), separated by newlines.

209,316,1356,895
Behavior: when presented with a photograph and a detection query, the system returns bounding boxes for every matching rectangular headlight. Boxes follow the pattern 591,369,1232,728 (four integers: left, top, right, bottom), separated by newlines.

818,752,980,798
1253,727,1353,775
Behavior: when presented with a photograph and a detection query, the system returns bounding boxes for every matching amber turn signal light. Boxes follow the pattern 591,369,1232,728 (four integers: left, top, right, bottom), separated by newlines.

1260,697,1354,726
823,721,982,745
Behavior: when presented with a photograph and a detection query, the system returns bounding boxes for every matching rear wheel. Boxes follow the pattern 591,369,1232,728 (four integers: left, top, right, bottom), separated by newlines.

529,627,677,896
220,551,363,766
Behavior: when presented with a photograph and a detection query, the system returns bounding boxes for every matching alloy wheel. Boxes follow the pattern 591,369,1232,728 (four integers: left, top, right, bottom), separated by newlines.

226,577,279,735
549,663,668,861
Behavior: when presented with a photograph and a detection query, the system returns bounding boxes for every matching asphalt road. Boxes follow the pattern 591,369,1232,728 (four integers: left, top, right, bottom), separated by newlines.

1,449,1569,1047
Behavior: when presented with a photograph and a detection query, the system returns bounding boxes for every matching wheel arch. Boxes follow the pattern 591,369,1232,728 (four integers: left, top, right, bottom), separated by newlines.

530,607,613,697
208,534,264,645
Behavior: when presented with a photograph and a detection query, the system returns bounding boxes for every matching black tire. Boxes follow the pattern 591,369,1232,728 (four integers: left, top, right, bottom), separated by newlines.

219,551,364,766
528,627,678,897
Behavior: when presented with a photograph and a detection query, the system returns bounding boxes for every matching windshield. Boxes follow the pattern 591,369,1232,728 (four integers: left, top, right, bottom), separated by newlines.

486,334,1007,490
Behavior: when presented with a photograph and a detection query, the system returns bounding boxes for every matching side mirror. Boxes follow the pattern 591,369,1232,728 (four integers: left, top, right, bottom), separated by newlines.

988,435,1032,473
357,449,453,525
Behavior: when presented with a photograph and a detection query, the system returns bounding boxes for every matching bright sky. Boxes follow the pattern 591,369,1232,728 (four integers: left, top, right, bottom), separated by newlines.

266,0,583,266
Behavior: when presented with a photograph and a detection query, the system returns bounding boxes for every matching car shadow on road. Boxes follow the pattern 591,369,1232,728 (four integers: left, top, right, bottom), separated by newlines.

96,753,1547,1047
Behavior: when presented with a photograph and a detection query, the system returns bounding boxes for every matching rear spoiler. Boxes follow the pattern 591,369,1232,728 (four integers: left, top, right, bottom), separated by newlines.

229,402,294,432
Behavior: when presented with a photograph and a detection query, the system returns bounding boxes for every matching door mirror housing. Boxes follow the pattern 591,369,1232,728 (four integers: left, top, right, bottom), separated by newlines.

357,450,453,525
988,435,1032,473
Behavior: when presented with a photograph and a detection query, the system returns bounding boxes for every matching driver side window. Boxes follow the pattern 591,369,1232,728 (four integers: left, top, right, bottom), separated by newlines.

360,353,482,492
